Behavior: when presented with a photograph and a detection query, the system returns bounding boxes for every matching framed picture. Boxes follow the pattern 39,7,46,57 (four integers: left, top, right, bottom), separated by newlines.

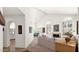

54,24,59,32
18,25,22,34
29,26,32,33
63,22,66,27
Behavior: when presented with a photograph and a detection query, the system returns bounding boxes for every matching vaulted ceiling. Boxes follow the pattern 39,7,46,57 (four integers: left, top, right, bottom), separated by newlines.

3,7,24,16
3,7,78,16
37,7,78,15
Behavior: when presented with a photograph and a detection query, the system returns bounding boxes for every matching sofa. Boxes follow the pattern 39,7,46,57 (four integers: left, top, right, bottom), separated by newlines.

28,35,55,52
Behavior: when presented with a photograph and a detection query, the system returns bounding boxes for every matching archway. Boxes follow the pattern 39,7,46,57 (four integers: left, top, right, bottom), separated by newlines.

9,22,15,38
8,21,16,52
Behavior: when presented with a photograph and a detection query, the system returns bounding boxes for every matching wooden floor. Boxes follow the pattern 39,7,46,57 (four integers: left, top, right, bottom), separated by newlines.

3,47,29,52
9,39,15,52
3,39,30,52
3,37,77,52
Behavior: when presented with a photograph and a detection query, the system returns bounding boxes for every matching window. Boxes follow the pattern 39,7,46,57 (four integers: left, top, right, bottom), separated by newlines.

10,22,15,29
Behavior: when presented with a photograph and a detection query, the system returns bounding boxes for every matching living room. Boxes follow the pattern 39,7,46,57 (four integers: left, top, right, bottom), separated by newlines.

27,7,79,52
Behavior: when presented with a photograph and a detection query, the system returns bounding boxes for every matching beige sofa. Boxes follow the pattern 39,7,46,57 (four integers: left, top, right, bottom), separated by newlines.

28,35,55,52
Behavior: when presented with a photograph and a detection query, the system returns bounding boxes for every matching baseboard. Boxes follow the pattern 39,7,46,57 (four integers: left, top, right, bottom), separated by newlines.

3,47,29,52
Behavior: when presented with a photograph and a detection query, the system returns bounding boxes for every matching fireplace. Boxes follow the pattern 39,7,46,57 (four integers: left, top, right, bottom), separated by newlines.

53,34,60,38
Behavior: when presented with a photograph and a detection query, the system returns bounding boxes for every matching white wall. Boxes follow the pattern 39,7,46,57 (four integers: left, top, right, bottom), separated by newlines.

0,25,3,52
3,15,25,48
36,14,77,35
0,8,4,52
19,8,45,48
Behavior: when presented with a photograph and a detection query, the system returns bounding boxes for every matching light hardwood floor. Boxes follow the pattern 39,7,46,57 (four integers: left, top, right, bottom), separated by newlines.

3,47,29,52
3,39,29,52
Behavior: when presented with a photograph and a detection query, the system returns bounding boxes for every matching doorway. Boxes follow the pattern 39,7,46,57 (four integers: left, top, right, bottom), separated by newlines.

9,22,16,52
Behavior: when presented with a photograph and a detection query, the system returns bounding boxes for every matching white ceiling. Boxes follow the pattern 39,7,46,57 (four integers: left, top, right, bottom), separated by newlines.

3,7,24,16
3,7,78,16
37,7,78,14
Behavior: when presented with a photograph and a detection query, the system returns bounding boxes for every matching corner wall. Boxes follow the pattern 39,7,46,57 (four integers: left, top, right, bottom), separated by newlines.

19,7,45,48
0,25,3,52
0,8,4,52
77,7,79,52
